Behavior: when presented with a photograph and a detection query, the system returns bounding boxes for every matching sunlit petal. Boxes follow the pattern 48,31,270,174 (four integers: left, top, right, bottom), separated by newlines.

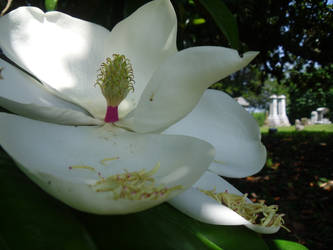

0,7,109,119
0,59,101,125
0,59,85,112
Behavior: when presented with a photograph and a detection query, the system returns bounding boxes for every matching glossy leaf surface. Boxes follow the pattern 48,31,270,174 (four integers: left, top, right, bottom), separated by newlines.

198,0,239,50
0,150,98,250
266,239,309,250
44,0,58,11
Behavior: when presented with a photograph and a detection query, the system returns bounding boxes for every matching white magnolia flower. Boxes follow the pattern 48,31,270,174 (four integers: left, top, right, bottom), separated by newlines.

0,0,279,233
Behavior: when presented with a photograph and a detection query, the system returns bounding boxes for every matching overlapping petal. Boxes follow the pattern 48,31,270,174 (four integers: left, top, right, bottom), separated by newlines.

0,59,101,125
165,89,266,177
117,47,258,133
0,113,215,214
169,171,280,234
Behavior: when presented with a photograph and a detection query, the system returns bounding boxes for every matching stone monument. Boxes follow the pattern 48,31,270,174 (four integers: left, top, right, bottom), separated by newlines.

266,94,290,127
267,95,280,127
311,111,318,124
278,95,290,126
315,107,331,124
295,119,304,131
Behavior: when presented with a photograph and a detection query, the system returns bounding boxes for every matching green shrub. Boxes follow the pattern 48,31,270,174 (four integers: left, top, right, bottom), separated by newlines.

252,112,266,127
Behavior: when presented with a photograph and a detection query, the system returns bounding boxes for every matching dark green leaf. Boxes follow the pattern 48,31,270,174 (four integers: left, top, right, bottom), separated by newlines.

266,239,309,250
0,150,98,250
80,202,269,250
198,0,239,50
45,0,58,11
123,0,150,17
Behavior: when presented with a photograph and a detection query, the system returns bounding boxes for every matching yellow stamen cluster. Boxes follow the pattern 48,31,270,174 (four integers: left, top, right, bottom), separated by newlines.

95,54,134,106
199,188,290,232
91,163,183,200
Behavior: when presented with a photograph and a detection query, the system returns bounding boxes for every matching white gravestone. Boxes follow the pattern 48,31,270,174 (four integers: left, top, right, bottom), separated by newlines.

295,119,304,131
311,111,318,124
278,95,290,126
267,95,280,127
316,107,331,124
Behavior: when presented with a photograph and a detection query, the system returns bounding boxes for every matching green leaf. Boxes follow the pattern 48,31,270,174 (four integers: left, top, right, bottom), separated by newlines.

192,18,206,25
198,0,240,50
266,239,309,250
45,0,58,11
0,150,98,250
80,203,269,250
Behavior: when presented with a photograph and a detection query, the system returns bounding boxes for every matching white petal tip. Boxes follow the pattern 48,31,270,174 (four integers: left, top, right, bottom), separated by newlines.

245,224,280,234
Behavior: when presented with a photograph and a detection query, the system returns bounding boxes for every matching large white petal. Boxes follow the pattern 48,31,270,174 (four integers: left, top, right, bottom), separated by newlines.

0,113,215,214
164,89,266,178
107,0,178,117
0,7,109,119
0,59,102,125
117,47,258,133
169,171,280,234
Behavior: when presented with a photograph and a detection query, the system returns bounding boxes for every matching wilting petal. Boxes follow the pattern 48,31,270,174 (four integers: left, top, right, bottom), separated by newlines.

0,113,215,214
0,6,109,118
169,171,280,234
164,89,266,178
118,47,258,133
0,59,101,125
107,0,178,117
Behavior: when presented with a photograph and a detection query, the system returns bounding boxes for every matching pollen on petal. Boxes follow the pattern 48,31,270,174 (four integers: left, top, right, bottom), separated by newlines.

100,157,120,166
198,188,290,232
90,162,183,201
68,165,97,172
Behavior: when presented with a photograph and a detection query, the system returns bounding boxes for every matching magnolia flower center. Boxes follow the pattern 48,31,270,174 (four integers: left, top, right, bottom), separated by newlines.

95,54,135,123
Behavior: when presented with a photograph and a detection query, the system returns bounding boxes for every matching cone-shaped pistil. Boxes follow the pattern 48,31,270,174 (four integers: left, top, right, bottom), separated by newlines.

95,54,134,123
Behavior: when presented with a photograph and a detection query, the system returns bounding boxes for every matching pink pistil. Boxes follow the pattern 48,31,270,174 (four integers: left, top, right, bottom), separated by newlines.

104,106,119,123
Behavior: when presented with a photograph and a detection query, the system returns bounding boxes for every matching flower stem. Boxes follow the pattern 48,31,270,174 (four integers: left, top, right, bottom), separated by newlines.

104,106,119,123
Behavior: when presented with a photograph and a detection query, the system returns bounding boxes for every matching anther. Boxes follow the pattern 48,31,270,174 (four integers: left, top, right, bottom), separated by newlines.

95,54,135,123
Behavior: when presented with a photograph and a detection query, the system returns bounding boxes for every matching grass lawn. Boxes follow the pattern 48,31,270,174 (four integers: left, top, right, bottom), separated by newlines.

260,124,333,133
227,124,333,250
